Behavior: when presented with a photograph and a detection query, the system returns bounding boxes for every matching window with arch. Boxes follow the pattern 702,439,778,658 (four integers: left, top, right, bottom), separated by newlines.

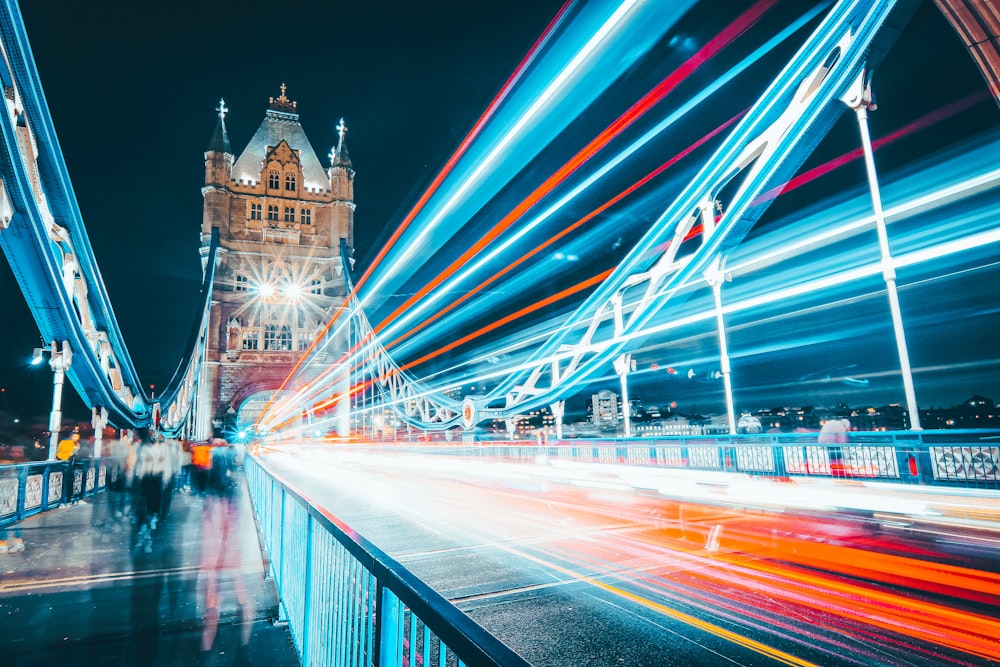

250,203,262,220
301,208,312,225
285,173,296,191
310,279,322,295
268,170,280,189
235,274,249,292
297,331,312,350
267,205,279,221
284,206,295,222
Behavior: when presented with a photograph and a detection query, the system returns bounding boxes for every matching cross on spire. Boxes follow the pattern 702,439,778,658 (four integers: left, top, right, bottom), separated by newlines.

336,117,348,147
216,98,228,120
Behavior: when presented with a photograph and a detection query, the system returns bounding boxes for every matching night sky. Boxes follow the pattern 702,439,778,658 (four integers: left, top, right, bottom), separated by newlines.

0,1,997,430
0,1,565,425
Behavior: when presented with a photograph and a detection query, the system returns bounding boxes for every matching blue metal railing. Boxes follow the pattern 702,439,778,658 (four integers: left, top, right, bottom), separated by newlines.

350,430,1000,492
243,454,531,667
0,457,110,527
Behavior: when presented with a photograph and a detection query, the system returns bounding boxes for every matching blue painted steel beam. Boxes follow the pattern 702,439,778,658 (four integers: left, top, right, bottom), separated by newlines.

490,0,921,416
0,0,206,429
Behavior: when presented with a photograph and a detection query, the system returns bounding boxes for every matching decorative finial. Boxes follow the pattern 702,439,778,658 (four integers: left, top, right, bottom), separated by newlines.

336,117,347,148
216,98,228,120
268,83,298,113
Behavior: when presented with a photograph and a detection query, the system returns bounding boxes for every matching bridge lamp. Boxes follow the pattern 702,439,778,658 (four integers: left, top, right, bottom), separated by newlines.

281,283,303,300
258,283,275,298
32,341,72,459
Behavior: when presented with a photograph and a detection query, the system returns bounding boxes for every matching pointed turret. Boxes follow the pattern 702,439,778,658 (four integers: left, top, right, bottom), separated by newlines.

331,117,351,167
207,98,233,154
205,98,233,187
328,117,355,250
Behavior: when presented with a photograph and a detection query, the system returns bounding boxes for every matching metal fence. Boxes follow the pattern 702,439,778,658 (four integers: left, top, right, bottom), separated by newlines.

243,454,530,667
365,430,1000,492
0,457,110,527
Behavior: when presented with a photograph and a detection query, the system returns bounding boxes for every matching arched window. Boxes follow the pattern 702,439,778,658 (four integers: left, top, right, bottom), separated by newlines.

284,206,295,222
301,208,312,225
268,171,280,189
249,203,262,220
285,173,296,191
267,205,279,221
279,325,292,350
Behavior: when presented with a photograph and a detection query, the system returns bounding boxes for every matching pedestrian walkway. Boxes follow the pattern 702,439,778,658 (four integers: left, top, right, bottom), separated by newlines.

0,471,299,667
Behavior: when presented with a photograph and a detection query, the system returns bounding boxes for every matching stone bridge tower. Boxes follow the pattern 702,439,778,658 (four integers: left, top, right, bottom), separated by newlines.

193,86,354,439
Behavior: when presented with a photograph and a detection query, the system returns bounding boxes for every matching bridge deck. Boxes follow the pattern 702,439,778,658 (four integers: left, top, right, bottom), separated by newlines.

0,472,299,667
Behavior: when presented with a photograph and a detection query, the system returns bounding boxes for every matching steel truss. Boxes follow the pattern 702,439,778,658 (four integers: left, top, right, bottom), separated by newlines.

356,0,921,432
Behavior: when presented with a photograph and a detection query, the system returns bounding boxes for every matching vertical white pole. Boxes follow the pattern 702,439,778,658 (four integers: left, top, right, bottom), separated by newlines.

48,365,64,459
706,263,737,436
845,73,922,430
47,341,72,459
614,354,632,438
700,197,737,436
551,401,565,440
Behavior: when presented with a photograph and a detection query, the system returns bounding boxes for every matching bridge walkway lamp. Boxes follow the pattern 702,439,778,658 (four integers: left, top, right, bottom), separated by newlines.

33,340,72,459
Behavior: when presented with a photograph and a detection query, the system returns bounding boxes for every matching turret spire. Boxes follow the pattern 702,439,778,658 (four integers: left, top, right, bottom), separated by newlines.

207,97,232,154
331,117,351,166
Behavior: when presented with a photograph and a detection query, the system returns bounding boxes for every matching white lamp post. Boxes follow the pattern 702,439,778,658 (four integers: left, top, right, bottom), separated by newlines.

33,340,72,459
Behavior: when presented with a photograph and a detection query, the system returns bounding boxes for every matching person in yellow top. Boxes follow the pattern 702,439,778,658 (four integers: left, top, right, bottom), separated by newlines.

56,431,80,462
56,430,80,503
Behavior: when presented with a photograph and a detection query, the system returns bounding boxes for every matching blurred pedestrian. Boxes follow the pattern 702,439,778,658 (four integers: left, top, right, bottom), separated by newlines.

190,440,213,496
133,429,169,553
200,444,251,659
28,438,46,462
108,429,131,519
56,429,80,503
818,418,850,444
160,435,183,520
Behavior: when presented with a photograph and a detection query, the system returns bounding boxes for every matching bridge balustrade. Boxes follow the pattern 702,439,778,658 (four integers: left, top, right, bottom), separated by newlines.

243,454,529,667
0,457,110,527
362,431,1000,491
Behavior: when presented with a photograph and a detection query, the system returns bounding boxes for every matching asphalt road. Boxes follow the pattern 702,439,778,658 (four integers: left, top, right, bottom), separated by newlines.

260,445,1000,666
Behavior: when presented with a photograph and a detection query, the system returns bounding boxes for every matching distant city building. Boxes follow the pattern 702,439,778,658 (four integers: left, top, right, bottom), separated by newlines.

490,406,555,438
591,390,620,426
921,395,999,429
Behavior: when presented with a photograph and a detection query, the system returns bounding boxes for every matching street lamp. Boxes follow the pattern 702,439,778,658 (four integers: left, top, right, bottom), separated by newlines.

33,340,72,459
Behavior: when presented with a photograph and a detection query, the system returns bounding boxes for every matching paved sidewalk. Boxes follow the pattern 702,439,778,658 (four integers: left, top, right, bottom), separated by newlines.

0,473,299,667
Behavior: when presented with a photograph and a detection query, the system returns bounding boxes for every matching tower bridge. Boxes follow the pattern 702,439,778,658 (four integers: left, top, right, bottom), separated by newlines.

0,1,999,665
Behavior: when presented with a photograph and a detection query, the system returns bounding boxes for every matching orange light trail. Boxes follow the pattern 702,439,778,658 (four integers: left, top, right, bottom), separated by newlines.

370,0,780,341
381,111,747,355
